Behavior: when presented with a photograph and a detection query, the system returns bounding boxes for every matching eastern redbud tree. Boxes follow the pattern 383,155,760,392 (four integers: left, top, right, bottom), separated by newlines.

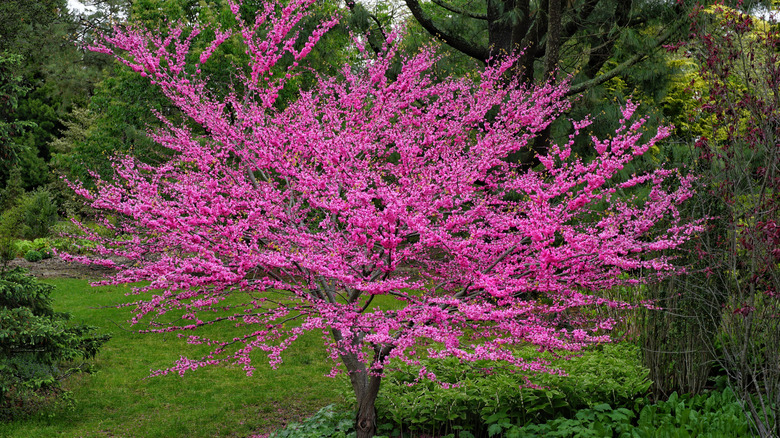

71,1,700,436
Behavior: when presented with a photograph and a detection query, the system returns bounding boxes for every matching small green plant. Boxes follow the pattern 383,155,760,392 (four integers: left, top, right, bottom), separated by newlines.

269,404,358,438
512,388,751,438
23,250,42,263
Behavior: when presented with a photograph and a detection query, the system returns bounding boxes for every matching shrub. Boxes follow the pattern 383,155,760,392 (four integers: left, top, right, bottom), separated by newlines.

284,387,751,438
268,404,357,438
23,250,42,263
21,188,58,240
362,343,650,437
0,205,24,267
514,388,751,438
0,268,110,420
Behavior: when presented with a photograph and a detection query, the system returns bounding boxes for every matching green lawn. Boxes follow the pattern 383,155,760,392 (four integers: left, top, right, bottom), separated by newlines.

0,278,345,438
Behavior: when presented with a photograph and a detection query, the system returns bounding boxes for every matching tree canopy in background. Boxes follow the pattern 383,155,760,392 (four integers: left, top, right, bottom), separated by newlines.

0,0,112,192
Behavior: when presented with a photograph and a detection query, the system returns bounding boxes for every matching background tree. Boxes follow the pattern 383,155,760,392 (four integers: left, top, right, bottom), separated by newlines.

69,1,703,436
686,5,779,436
378,0,775,164
0,54,35,190
398,0,685,87
0,0,111,192
639,3,779,432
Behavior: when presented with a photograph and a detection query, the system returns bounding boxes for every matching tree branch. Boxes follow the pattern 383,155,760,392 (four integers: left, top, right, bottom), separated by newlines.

430,0,487,20
567,20,682,96
345,1,387,55
404,0,490,62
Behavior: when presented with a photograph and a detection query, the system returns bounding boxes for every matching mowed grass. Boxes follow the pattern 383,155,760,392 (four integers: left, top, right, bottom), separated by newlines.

0,278,351,438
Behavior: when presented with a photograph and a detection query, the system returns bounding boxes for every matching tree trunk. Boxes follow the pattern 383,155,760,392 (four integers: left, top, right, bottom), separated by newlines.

542,0,561,79
342,352,382,438
354,376,381,438
333,328,385,438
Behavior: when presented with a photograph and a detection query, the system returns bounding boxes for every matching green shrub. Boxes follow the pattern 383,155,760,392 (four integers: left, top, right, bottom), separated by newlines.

0,205,24,266
362,343,650,437
13,240,34,258
0,268,110,420
23,250,42,262
513,388,751,438
269,404,357,438
21,188,58,240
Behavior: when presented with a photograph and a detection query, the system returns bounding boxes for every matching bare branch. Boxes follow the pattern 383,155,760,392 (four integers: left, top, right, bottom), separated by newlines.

404,0,490,62
430,0,487,20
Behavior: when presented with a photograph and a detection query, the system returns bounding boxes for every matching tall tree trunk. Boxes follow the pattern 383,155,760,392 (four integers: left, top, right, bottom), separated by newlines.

530,0,562,161
543,0,561,79
487,0,521,58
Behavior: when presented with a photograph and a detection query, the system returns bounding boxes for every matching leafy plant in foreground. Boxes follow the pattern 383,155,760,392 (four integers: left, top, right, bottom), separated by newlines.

269,404,357,438
362,343,649,437
476,387,750,438
273,387,752,438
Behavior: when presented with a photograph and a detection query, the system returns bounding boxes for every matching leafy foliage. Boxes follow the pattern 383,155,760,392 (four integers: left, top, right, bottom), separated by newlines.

269,404,357,438
350,343,649,436
0,268,110,420
269,385,752,438
516,388,750,437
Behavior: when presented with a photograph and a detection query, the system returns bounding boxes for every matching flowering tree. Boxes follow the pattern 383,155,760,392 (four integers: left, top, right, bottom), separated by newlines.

70,1,700,435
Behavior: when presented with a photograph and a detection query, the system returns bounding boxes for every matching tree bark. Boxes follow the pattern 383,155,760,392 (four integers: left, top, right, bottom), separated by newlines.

333,328,387,438
542,0,561,79
353,371,382,438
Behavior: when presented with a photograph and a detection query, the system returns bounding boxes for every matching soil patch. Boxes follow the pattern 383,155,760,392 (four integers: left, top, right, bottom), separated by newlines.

4,255,116,279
